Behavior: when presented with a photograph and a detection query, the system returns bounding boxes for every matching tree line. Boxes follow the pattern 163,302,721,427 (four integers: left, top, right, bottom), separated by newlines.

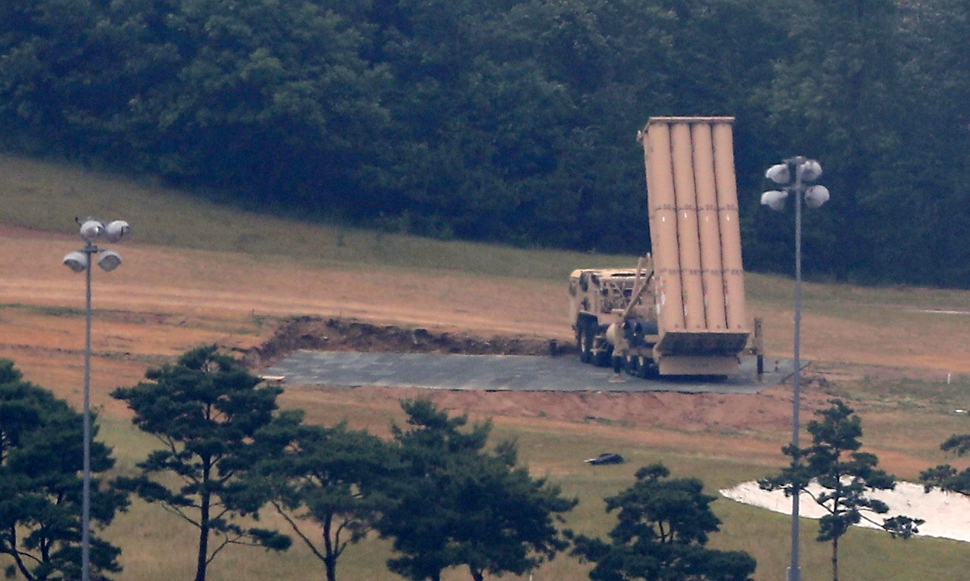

0,348,753,581
2,0,969,286
4,347,970,580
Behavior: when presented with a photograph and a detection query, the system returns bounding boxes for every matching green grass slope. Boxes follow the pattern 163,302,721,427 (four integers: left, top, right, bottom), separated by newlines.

8,153,970,313
0,154,637,280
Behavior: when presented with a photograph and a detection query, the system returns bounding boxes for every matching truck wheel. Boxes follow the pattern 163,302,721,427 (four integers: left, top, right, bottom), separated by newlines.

594,344,613,367
638,357,659,379
626,355,640,376
578,325,593,364
612,355,624,374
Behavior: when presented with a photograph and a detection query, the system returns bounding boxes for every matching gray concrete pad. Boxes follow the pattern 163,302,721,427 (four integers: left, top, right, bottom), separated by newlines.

264,351,804,394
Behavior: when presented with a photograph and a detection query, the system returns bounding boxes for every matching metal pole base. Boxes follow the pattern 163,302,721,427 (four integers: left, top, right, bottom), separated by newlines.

787,567,802,581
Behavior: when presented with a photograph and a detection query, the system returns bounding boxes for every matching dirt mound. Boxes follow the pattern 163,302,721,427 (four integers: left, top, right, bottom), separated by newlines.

246,316,573,367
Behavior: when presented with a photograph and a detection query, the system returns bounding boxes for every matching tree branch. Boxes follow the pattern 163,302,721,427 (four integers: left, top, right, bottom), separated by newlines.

158,501,202,529
271,501,329,564
9,541,40,581
206,534,237,566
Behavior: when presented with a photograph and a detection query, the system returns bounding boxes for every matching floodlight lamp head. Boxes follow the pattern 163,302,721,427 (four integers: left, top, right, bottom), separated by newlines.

79,219,104,242
104,220,130,242
98,250,123,272
766,164,791,185
63,251,89,273
800,160,823,182
761,190,788,211
805,185,830,208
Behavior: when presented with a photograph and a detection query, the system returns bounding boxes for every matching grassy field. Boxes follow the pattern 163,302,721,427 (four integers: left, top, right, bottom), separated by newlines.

0,154,635,280
2,154,970,581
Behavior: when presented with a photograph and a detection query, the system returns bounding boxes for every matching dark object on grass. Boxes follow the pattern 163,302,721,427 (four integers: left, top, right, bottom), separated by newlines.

585,453,625,465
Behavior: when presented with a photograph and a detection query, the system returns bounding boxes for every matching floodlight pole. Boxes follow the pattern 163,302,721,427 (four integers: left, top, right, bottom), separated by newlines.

789,158,804,581
65,219,129,581
82,243,96,581
764,156,826,581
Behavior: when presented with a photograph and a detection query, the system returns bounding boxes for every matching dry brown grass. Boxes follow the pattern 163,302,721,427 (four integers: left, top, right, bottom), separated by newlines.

5,154,970,580
3,220,969,580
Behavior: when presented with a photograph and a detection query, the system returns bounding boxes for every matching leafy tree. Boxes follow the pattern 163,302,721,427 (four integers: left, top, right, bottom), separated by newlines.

377,399,576,581
0,0,102,149
571,463,756,581
752,0,907,283
251,417,395,581
126,0,382,206
0,359,128,581
110,345,290,581
887,0,970,287
921,428,970,500
10,0,970,286
760,399,921,581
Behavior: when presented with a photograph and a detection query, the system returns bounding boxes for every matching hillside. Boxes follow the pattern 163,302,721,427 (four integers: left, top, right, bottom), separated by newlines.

3,156,970,580
4,0,970,285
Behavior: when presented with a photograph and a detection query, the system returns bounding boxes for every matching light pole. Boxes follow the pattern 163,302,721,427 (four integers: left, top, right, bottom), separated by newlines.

761,158,829,581
63,218,130,581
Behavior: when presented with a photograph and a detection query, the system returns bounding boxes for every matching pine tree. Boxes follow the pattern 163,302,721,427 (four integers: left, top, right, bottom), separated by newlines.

761,399,922,581
572,463,756,581
111,345,290,581
0,359,128,581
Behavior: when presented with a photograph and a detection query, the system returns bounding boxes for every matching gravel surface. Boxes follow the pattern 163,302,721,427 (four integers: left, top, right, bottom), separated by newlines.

264,350,800,394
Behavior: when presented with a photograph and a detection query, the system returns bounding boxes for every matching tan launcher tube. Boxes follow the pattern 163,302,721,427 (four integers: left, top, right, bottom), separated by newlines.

691,123,728,330
670,123,706,330
712,122,747,331
644,123,685,330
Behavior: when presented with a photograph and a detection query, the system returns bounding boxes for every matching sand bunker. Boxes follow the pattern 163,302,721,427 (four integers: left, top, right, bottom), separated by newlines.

720,481,970,543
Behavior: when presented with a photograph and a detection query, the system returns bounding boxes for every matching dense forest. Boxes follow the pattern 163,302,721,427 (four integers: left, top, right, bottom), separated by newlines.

1,0,968,286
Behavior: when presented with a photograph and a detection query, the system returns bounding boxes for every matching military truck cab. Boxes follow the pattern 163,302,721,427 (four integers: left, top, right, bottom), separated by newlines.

569,258,662,376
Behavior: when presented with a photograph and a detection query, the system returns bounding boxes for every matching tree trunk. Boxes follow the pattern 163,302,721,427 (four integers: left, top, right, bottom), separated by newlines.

470,566,485,581
324,514,337,581
9,526,36,581
196,489,211,581
832,536,839,581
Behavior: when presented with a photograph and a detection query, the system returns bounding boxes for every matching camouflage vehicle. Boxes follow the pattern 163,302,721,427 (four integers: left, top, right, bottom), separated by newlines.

569,117,761,377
